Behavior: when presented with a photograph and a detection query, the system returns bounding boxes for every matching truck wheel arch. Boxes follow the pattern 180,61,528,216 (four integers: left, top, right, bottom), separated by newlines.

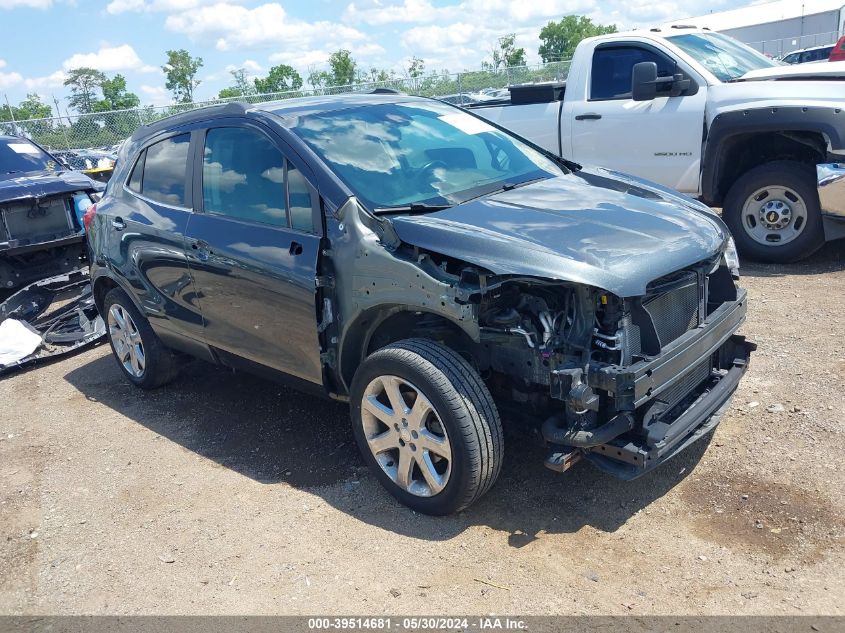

701,107,839,205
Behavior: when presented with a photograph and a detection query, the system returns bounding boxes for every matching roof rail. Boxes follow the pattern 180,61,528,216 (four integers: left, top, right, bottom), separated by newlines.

132,101,250,141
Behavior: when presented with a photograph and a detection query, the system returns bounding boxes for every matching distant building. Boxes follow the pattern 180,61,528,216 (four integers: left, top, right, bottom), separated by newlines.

666,0,845,57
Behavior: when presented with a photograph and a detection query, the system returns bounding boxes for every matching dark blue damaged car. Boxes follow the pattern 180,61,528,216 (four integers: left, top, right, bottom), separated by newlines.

87,94,754,514
0,135,104,291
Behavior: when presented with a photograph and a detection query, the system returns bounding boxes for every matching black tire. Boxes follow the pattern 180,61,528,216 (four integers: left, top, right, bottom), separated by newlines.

723,160,825,263
102,288,177,389
350,338,503,515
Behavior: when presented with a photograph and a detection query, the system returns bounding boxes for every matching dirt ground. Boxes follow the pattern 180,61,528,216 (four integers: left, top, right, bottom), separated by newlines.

1,243,843,616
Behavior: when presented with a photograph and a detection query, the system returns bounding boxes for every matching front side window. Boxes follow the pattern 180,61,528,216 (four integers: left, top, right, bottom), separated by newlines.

202,127,289,227
591,46,676,100
285,100,562,211
140,134,190,206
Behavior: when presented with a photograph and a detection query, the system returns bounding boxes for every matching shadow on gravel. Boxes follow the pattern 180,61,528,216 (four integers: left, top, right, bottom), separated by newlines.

64,352,710,546
739,239,844,279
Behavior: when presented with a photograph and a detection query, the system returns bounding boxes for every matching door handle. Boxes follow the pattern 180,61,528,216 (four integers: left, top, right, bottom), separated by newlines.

575,113,602,121
289,241,303,256
111,217,126,230
190,239,212,261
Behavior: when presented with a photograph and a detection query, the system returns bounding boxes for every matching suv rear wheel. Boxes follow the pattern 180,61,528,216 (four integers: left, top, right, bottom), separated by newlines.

103,288,177,389
723,161,825,263
350,339,503,515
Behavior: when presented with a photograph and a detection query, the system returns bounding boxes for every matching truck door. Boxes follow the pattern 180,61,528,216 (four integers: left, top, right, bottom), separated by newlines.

184,123,324,384
566,43,706,194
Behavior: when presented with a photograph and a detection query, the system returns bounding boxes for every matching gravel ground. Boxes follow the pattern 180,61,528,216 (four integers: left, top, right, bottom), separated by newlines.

1,243,843,615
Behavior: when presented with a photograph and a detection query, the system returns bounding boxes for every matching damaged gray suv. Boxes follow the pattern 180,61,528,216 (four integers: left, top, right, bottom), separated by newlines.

87,94,754,514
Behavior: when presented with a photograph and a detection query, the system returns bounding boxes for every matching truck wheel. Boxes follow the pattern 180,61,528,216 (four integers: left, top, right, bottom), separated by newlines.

350,338,503,515
723,161,824,263
103,288,177,389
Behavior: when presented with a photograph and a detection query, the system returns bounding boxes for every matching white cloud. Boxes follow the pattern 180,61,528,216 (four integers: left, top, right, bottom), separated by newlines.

165,2,371,53
140,84,171,105
0,68,24,89
23,70,66,91
0,0,52,8
62,44,155,73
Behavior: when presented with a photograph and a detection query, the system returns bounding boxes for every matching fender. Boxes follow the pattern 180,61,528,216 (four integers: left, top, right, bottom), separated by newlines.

701,106,845,204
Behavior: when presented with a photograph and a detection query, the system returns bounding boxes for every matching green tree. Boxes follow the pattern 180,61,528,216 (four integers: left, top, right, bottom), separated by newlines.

162,49,203,103
484,34,526,70
253,64,303,94
15,93,53,120
538,15,617,63
327,49,356,87
307,65,331,92
96,74,140,111
64,67,107,113
218,68,256,99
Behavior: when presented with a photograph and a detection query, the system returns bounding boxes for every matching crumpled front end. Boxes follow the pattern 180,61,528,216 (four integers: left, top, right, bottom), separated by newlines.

539,257,754,478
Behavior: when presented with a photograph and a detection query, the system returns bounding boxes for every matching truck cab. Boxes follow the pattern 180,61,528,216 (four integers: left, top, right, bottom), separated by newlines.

472,28,845,263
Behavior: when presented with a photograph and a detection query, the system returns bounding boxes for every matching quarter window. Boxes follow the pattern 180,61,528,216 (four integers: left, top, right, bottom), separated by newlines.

287,163,315,232
591,46,676,100
127,150,144,193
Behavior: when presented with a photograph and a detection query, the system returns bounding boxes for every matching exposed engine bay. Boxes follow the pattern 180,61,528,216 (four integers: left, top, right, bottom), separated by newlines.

388,244,753,479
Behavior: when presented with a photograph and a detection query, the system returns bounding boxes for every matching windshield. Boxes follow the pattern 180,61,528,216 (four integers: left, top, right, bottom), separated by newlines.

667,32,780,81
286,100,562,210
0,138,59,174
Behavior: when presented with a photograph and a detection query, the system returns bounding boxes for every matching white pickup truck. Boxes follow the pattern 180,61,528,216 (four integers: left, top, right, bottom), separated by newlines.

469,27,845,263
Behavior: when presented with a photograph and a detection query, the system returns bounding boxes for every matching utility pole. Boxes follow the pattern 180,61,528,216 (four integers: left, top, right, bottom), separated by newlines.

52,94,72,150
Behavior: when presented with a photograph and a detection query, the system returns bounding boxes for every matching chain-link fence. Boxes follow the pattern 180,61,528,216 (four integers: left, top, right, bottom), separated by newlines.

0,61,571,155
745,29,842,57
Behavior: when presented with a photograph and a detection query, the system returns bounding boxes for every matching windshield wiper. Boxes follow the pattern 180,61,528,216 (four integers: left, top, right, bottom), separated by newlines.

461,176,549,204
373,202,452,215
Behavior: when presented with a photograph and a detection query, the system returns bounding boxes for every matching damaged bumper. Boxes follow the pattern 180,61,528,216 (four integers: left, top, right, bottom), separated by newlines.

545,294,755,479
0,269,105,376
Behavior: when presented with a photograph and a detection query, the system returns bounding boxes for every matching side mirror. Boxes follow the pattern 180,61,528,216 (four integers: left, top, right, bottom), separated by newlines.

631,62,658,101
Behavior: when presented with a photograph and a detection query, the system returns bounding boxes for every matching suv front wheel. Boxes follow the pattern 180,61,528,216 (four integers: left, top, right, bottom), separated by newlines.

350,339,503,515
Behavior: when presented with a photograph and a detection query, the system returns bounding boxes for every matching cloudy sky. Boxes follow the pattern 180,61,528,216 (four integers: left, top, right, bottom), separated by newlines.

0,0,746,111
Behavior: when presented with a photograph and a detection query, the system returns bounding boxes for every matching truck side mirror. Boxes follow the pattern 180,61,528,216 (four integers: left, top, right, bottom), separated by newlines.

631,62,658,101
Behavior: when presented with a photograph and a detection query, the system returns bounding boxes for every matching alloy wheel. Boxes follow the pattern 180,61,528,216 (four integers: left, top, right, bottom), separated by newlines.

360,375,452,497
107,304,146,378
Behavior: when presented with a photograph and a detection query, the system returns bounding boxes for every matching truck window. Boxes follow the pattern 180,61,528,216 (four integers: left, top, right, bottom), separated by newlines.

590,46,675,101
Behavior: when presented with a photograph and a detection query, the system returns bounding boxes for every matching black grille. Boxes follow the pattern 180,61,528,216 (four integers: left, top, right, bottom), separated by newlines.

643,271,699,347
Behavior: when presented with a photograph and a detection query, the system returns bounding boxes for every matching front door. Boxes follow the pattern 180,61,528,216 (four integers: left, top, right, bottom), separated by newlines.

566,44,707,194
184,123,323,384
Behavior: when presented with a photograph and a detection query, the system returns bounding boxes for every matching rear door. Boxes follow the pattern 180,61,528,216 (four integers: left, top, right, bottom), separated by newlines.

566,43,707,194
106,132,204,341
184,122,324,384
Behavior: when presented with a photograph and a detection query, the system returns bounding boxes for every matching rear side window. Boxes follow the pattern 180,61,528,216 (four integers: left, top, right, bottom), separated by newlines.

591,46,675,100
139,134,190,206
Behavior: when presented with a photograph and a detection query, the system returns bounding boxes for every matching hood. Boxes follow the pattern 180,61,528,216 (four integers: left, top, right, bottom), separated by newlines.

0,170,103,205
739,61,845,81
389,168,728,297
705,80,844,123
